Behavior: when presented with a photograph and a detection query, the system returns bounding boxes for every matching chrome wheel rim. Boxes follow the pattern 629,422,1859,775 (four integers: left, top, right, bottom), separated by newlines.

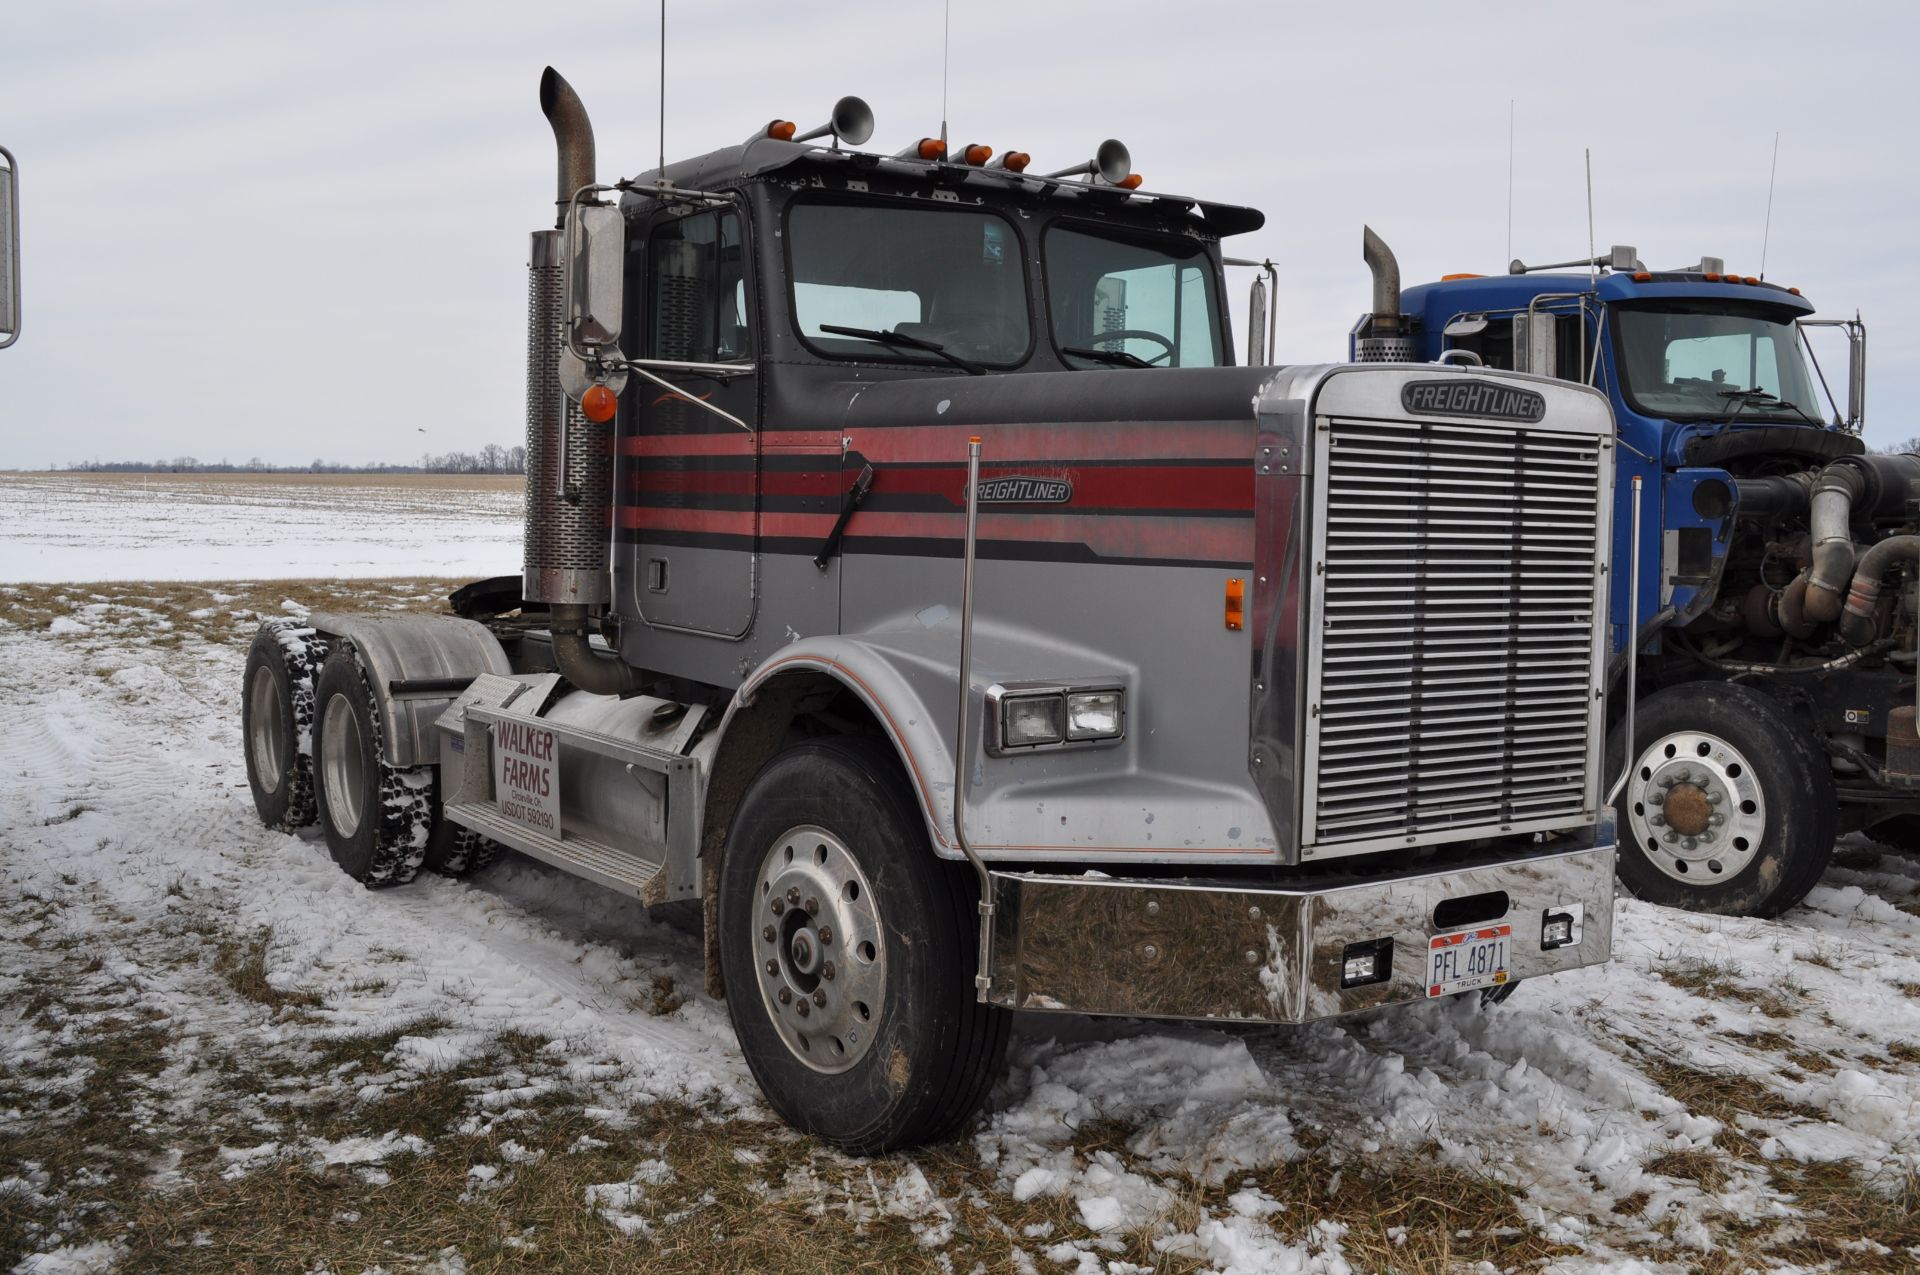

247,665,286,795
1625,730,1766,884
320,693,366,837
752,824,887,1074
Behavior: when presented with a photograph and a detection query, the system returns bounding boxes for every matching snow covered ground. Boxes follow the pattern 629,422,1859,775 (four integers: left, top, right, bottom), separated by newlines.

3,578,1919,1273
0,474,522,582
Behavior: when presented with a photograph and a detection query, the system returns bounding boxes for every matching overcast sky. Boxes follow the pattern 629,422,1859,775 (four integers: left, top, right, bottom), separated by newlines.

3,1,1916,468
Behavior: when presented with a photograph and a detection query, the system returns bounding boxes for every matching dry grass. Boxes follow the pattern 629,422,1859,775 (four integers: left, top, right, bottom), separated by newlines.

0,577,469,646
213,927,326,1015
4,470,523,493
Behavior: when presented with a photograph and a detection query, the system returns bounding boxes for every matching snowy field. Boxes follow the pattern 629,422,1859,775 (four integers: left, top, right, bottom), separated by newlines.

3,583,1920,1270
0,473,523,583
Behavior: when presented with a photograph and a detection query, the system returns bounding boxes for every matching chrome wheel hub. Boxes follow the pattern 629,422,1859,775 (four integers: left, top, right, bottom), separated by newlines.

753,824,886,1074
320,693,366,837
248,665,285,795
1626,730,1766,884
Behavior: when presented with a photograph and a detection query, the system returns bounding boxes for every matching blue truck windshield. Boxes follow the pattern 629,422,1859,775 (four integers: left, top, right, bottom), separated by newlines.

1614,302,1821,422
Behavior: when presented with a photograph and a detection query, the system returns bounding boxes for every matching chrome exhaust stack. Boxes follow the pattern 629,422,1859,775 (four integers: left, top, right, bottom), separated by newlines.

523,68,643,696
1356,225,1411,362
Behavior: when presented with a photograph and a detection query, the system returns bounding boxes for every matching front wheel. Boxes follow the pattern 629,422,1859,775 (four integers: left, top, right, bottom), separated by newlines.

717,737,1010,1154
1608,682,1835,917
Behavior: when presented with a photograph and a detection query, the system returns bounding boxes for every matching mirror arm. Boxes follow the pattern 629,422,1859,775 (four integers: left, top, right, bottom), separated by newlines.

600,357,753,433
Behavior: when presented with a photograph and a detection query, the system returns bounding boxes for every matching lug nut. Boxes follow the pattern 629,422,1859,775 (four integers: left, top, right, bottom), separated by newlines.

1663,832,1679,844
796,1000,810,1017
762,925,776,943
805,896,819,916
812,989,826,1007
1648,813,1666,827
1698,830,1715,843
818,925,833,945
1708,792,1724,805
786,887,801,906
1710,813,1725,826
771,898,784,916
822,961,836,981
1682,836,1698,850
765,959,778,976
1677,767,1693,783
778,987,792,1004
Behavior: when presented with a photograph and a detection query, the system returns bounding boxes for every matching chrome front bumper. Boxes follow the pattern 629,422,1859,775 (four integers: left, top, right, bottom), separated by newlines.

983,828,1615,1024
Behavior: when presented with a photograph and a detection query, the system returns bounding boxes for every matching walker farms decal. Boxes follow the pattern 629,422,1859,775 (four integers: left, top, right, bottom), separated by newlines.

493,719,560,837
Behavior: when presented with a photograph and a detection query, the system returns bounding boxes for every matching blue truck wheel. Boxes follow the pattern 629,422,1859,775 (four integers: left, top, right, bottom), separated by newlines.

1608,682,1835,917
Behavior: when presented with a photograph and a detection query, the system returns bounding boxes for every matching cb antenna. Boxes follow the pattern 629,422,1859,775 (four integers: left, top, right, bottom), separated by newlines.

1584,147,1597,290
940,0,951,149
1506,99,1514,265
1760,131,1780,279
658,0,667,176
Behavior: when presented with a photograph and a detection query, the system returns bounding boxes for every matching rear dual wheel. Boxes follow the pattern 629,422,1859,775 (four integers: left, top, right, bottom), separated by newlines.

718,737,1010,1154
243,619,326,832
1609,682,1835,917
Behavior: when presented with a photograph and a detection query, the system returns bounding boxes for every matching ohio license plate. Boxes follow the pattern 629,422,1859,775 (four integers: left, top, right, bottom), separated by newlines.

493,719,560,838
1427,924,1512,997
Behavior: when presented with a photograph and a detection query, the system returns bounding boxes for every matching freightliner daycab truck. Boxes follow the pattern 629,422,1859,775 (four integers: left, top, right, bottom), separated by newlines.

1354,231,1895,918
240,70,1619,1152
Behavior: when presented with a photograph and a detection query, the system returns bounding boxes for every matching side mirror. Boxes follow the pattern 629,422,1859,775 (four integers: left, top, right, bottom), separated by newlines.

1,145,18,350
1609,244,1640,273
564,201,623,352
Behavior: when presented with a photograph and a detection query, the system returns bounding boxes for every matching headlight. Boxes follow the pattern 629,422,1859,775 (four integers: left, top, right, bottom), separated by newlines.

1001,695,1066,748
1066,690,1124,740
989,685,1126,753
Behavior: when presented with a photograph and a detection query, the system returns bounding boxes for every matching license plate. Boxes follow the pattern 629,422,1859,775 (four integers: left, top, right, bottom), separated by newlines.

1427,924,1512,997
493,719,560,838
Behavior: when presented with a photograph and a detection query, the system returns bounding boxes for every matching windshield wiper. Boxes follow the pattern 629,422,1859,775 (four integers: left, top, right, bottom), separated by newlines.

1717,387,1819,427
818,324,983,375
1061,345,1153,370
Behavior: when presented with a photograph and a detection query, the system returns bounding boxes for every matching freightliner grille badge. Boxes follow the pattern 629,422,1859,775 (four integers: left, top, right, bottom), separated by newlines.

976,475,1072,504
1402,379,1546,423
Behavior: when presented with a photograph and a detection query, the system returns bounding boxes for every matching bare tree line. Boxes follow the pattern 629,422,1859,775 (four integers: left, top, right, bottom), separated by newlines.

57,446,527,475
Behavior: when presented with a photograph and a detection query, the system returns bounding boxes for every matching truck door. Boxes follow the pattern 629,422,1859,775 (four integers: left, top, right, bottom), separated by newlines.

624,206,759,638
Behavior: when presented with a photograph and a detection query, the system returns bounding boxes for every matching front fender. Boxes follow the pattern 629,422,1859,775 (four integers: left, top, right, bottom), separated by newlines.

720,619,1278,865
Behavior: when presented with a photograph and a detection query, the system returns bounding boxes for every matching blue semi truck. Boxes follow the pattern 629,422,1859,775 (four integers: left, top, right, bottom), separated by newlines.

1351,230,1905,917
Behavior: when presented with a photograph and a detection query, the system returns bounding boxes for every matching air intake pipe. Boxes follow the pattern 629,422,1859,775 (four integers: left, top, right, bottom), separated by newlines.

524,68,644,697
1840,535,1920,647
1801,453,1920,622
1356,226,1411,362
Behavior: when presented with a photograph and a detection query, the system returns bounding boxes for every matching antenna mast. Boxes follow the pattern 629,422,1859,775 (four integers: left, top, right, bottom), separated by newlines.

658,0,667,176
1760,131,1780,279
1506,99,1514,265
1584,148,1596,290
940,0,951,148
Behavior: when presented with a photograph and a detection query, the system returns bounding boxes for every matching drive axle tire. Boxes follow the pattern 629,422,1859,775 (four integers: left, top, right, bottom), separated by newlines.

718,736,1010,1154
1608,682,1835,917
422,794,502,878
242,619,325,832
312,645,433,888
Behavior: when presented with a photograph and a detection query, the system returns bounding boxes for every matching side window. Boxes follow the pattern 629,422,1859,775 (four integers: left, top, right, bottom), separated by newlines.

1046,225,1222,369
645,210,749,362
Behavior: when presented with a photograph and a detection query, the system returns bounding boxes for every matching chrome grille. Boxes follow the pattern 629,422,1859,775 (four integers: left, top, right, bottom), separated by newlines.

1304,414,1606,853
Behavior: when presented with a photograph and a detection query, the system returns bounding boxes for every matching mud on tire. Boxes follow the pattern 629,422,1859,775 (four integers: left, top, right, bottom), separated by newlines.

312,644,433,888
242,618,327,832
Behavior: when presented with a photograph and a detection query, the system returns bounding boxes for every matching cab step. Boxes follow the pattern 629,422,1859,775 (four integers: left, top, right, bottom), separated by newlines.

446,800,666,903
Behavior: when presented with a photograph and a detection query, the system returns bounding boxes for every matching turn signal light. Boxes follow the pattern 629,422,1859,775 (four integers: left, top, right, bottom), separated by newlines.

765,120,797,141
1225,577,1245,631
581,384,619,423
962,143,993,166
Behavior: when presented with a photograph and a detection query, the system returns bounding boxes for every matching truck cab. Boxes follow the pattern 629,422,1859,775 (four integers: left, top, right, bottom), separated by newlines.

1353,238,1902,918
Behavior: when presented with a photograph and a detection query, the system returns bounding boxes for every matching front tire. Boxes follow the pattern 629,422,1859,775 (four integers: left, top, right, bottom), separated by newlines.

312,645,433,888
1608,682,1835,917
718,736,1010,1154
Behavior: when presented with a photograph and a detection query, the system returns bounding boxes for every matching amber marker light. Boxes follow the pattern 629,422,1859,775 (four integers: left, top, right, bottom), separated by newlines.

1632,271,1652,282
766,120,797,141
1440,273,1486,281
581,384,619,423
917,137,947,160
1116,173,1143,190
1225,578,1245,631
962,143,993,166
999,150,1031,172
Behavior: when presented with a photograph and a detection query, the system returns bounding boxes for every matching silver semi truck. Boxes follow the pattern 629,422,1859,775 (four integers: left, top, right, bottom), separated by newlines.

239,70,1620,1152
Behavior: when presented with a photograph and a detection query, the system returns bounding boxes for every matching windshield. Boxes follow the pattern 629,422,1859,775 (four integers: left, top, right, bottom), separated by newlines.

788,202,1029,367
1614,302,1821,421
1045,224,1222,368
